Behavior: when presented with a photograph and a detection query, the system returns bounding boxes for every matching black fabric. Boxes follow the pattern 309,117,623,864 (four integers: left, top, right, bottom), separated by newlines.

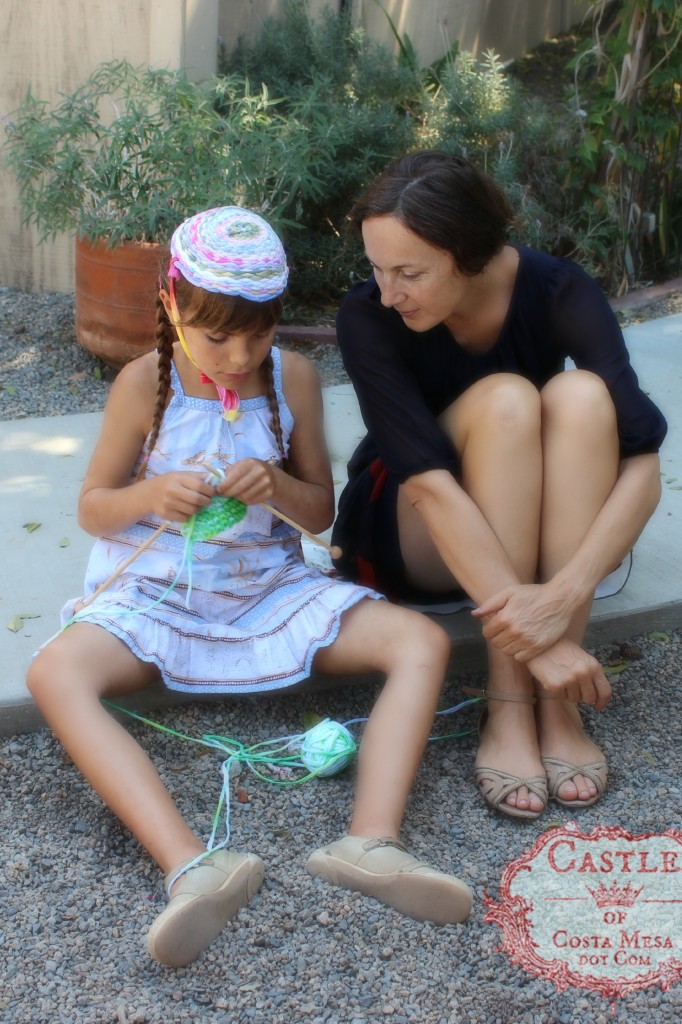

331,245,668,595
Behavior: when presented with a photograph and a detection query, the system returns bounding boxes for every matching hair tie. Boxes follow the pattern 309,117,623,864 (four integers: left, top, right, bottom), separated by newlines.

169,207,288,301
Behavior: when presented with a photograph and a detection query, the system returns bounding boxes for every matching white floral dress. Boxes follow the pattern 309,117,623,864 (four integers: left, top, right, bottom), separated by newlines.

59,347,382,693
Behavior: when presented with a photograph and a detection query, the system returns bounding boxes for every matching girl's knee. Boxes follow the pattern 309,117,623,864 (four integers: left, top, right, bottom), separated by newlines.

27,639,102,705
390,610,451,670
542,371,616,434
26,648,60,704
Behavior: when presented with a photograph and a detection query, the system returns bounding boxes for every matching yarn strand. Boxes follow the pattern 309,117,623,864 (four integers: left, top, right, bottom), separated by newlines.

103,699,481,860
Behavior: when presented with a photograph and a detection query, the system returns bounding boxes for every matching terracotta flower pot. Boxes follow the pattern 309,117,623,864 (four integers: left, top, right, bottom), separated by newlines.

75,237,169,368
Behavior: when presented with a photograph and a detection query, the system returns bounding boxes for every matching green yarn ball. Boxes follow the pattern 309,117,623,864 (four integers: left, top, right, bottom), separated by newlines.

300,720,357,777
182,495,248,543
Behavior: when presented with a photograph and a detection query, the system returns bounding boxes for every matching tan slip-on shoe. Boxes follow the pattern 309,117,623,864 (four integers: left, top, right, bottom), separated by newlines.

307,835,473,925
146,849,264,967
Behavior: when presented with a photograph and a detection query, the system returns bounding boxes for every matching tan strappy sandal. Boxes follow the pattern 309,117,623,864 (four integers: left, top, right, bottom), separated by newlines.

541,756,608,808
464,686,548,821
535,694,608,807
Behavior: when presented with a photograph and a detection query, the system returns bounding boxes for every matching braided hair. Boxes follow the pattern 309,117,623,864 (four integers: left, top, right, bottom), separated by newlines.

138,268,286,478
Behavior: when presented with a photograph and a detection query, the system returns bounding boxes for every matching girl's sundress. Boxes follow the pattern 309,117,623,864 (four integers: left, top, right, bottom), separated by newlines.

59,347,382,693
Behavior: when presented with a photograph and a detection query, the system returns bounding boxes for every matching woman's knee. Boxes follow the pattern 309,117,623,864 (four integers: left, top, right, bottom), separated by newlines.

542,370,616,436
443,373,541,446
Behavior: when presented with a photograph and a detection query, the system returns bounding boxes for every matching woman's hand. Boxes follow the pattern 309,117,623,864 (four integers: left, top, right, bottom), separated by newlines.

215,459,278,506
527,639,612,710
473,583,576,660
150,471,215,522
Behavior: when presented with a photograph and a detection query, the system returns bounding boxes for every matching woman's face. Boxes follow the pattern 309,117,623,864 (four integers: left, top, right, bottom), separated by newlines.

361,215,465,331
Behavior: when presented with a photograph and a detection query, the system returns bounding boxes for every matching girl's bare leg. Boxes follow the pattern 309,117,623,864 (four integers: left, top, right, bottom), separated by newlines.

27,623,205,872
313,599,451,836
309,599,473,924
398,374,546,813
536,370,619,802
29,623,265,966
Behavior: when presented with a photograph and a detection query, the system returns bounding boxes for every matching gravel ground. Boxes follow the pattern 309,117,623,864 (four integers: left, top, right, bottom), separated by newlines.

0,288,349,422
1,286,681,1023
1,284,682,422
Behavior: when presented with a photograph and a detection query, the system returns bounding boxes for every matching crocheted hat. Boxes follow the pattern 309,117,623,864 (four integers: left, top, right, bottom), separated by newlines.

170,206,288,302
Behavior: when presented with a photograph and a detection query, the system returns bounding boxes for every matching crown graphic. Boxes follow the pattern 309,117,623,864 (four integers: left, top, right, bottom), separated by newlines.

586,881,644,908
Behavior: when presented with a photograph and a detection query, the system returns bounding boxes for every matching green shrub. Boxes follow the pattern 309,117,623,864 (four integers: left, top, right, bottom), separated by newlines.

9,0,680,306
222,0,418,304
3,61,328,248
560,0,682,291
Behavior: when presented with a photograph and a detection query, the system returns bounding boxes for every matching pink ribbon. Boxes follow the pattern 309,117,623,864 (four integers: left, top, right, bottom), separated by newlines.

200,373,240,421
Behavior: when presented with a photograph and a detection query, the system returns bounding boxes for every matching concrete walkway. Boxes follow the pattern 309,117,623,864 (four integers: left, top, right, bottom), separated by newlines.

2,314,681,736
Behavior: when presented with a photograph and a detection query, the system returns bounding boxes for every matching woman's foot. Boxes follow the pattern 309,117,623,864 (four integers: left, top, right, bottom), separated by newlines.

146,849,265,967
536,698,607,806
474,693,547,818
307,835,473,924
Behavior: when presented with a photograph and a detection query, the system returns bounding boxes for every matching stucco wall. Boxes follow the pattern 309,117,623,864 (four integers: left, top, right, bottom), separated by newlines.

1,0,590,293
1,0,218,293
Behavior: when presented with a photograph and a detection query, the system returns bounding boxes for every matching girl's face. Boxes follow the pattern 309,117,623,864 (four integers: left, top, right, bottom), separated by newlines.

361,215,466,332
160,288,275,388
179,321,276,387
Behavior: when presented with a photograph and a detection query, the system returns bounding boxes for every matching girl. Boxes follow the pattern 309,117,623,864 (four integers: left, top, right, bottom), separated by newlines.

331,151,667,821
27,207,472,969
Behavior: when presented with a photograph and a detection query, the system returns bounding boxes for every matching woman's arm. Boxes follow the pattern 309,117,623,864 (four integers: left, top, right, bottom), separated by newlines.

402,468,520,602
404,467,611,705
214,351,336,534
476,452,661,658
78,354,214,536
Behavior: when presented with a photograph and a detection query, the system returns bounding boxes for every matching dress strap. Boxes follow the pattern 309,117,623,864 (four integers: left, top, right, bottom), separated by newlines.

170,360,185,398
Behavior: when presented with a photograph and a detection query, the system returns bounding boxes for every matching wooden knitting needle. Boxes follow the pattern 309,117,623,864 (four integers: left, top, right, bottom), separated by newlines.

74,500,342,614
195,462,342,558
259,502,342,559
74,521,171,612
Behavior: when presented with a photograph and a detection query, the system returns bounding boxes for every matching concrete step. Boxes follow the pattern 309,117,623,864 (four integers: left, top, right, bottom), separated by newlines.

1,316,680,736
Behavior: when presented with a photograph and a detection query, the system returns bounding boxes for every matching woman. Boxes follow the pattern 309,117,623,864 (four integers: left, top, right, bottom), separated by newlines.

332,150,667,820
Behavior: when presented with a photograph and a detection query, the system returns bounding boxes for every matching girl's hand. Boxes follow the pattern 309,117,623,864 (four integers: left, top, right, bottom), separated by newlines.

527,639,612,710
215,459,278,506
150,471,215,522
472,583,574,660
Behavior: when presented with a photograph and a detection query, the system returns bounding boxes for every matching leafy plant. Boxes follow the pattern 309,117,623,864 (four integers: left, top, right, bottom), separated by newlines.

2,60,325,247
223,0,539,301
563,0,682,291
222,0,418,303
7,2,680,306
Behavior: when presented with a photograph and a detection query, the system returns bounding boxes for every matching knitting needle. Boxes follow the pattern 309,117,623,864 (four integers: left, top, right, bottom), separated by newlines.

74,521,170,612
195,461,342,558
259,502,342,559
74,499,342,614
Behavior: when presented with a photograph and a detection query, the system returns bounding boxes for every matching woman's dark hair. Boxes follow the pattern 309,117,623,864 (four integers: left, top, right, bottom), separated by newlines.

350,150,514,275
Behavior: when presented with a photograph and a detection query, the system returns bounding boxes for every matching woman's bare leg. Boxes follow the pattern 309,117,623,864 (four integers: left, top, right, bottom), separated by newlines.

536,370,620,802
27,624,205,873
398,374,546,813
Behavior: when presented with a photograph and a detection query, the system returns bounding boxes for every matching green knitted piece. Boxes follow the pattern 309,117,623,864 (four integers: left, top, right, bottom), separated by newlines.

182,495,248,543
